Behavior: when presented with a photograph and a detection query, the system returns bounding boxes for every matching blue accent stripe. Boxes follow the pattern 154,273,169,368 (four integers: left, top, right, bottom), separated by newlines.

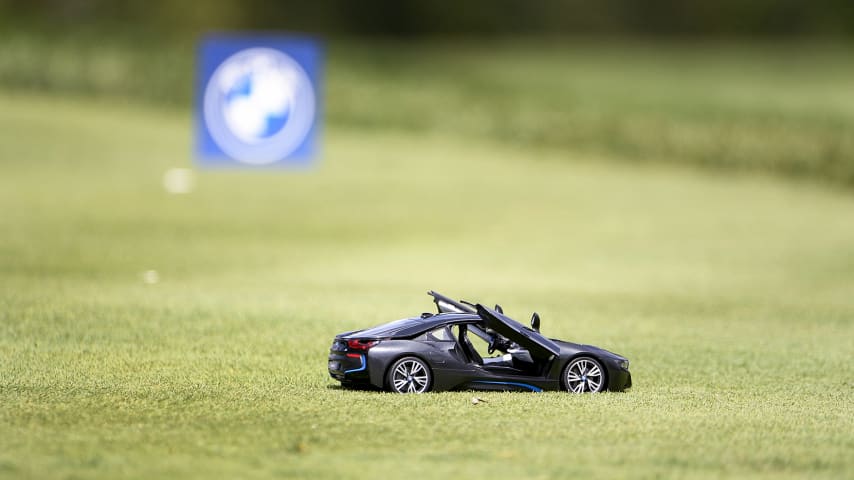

344,354,366,374
471,380,543,392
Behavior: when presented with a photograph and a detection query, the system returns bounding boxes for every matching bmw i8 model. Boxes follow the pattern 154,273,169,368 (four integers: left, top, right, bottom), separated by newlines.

327,291,631,393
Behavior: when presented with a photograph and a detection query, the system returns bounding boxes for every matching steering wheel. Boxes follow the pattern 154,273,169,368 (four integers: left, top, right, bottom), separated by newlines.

488,336,497,355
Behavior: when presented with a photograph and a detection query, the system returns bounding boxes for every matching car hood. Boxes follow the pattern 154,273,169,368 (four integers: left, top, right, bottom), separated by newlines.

552,339,628,362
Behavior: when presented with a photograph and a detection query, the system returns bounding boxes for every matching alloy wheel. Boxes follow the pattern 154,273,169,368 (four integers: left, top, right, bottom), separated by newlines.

564,357,605,393
390,357,431,393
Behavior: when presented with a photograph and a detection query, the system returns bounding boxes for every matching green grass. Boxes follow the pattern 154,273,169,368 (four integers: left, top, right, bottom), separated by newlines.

2,31,854,185
1,91,853,479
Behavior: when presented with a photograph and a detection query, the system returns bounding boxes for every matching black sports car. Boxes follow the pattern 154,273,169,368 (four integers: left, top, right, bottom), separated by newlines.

328,291,631,393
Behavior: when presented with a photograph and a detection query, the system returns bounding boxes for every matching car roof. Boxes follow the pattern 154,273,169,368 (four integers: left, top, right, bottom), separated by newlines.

341,313,480,339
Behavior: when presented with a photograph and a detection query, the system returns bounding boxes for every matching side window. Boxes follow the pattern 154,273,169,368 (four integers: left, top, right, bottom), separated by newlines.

416,326,454,342
430,327,452,341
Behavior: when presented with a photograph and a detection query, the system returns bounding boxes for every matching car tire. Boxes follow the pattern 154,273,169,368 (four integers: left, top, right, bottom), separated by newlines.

563,356,606,393
387,356,432,394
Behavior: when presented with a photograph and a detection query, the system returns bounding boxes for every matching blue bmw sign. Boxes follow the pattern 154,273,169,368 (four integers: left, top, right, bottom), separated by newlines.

196,34,321,167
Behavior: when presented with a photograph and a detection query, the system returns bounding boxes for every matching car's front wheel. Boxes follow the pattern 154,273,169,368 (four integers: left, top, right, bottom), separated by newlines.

563,357,606,393
387,356,432,393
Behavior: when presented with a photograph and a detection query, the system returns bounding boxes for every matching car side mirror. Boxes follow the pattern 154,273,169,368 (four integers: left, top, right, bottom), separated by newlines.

531,312,540,332
494,304,503,314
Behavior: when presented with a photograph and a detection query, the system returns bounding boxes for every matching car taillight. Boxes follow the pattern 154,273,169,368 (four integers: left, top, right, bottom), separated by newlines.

347,339,378,351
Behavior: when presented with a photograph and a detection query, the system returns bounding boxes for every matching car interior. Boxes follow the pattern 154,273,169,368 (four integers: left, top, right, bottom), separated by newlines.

425,292,551,376
458,323,541,375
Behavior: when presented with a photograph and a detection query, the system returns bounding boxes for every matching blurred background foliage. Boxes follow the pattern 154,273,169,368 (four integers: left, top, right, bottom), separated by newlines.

1,0,853,186
2,4,854,477
4,0,854,36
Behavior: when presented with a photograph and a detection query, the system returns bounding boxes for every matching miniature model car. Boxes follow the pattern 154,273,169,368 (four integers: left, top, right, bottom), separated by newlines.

328,291,631,393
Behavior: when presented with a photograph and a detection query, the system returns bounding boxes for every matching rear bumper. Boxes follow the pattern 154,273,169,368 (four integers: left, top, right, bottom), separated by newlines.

328,351,370,383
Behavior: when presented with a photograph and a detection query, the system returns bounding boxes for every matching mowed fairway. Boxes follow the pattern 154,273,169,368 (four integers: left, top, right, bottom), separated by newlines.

1,91,853,479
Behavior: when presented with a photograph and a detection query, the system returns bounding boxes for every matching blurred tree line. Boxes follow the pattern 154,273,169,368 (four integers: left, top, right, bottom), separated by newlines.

2,0,853,36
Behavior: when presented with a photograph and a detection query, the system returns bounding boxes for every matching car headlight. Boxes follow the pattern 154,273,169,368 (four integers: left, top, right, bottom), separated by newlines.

618,359,629,370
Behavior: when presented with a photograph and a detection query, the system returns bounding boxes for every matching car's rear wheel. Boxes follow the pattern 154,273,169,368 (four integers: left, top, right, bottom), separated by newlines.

387,357,432,393
563,357,606,393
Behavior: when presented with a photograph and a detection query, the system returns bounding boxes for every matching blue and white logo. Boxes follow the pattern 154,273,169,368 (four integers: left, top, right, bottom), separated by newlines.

196,36,321,167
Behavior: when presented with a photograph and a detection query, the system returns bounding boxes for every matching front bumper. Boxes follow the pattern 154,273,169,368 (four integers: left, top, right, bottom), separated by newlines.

608,367,632,391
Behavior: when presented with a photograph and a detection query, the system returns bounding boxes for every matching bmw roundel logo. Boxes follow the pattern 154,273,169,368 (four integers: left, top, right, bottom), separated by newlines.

202,47,317,165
